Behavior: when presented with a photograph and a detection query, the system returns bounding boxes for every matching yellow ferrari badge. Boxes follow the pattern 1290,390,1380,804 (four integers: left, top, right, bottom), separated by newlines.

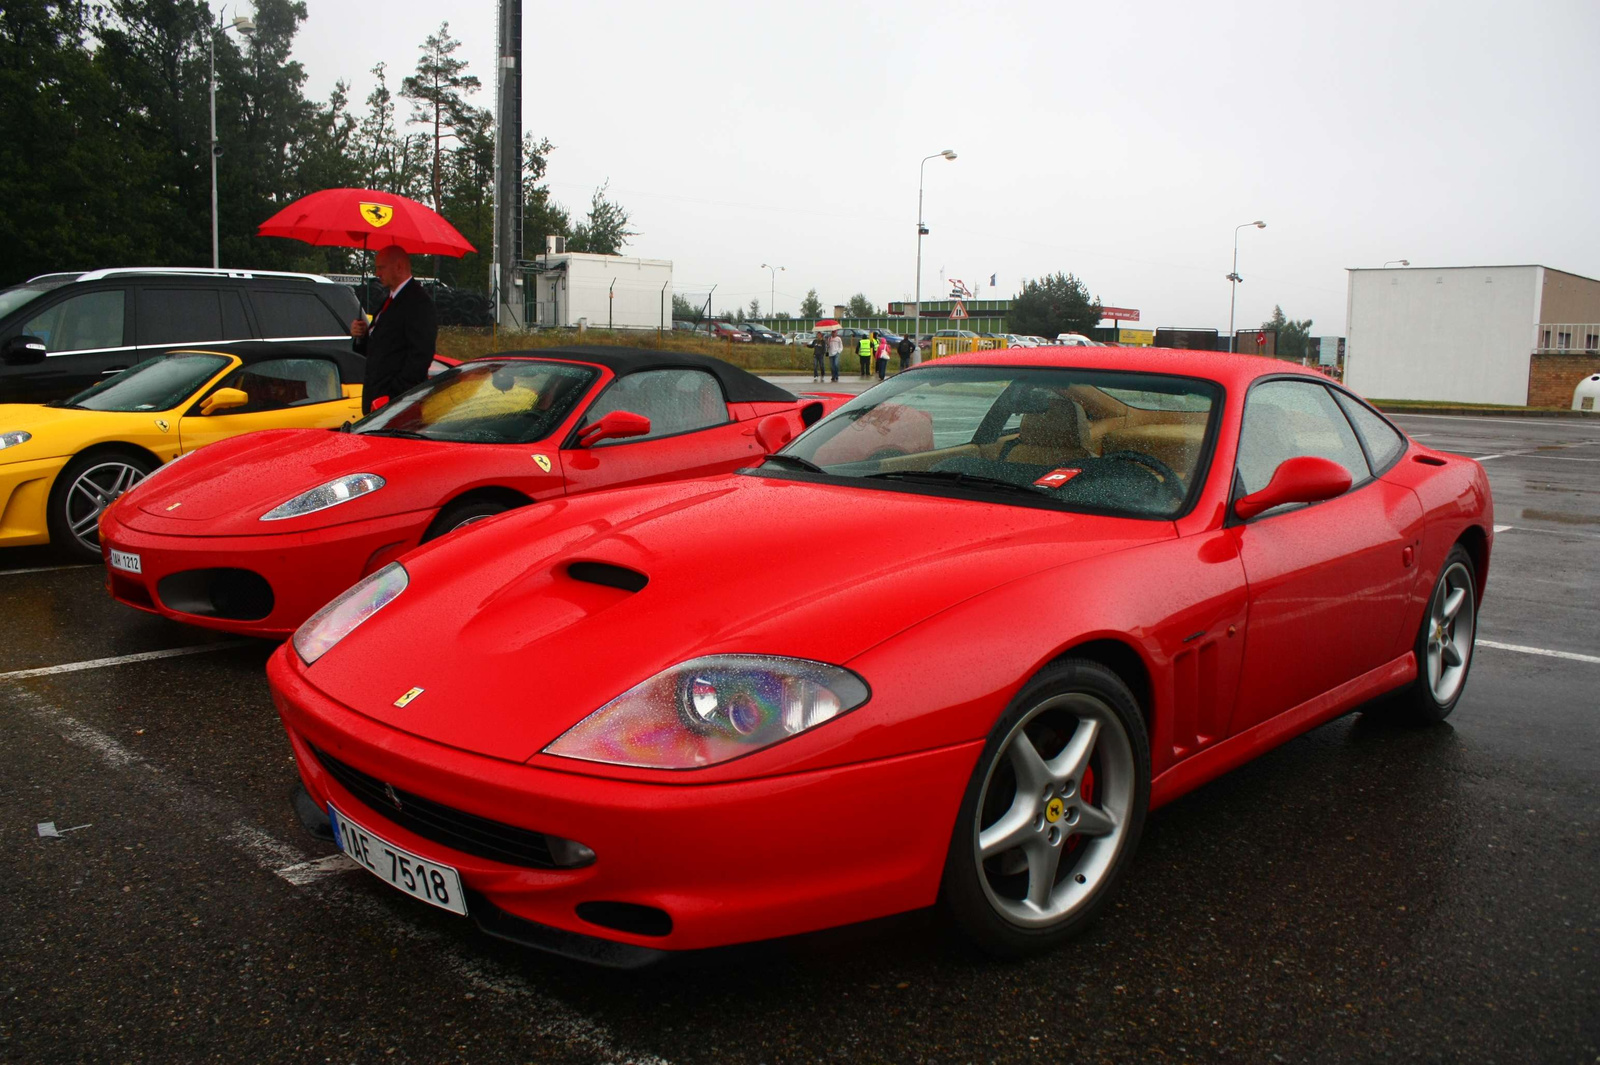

1045,797,1065,824
359,202,394,228
531,454,552,473
155,419,169,433
393,687,425,708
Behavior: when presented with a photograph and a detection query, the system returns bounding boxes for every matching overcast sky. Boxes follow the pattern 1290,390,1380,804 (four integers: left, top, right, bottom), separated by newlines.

225,0,1597,333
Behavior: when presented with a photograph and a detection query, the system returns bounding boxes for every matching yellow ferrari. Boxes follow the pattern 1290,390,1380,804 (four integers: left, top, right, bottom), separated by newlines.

0,342,365,560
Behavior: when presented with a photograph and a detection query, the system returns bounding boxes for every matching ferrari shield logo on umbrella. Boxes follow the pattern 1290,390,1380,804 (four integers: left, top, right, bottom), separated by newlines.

359,202,394,228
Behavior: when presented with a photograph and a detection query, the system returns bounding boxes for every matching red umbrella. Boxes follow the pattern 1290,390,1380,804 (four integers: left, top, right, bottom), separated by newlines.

812,318,842,332
257,188,476,258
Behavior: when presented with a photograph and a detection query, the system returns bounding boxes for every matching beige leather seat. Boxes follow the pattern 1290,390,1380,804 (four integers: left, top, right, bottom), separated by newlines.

1004,398,1093,465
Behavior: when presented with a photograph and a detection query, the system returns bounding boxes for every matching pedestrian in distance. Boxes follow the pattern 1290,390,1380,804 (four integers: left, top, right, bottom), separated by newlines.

859,332,874,378
875,332,891,381
896,333,915,373
810,331,827,382
350,246,437,414
826,330,843,382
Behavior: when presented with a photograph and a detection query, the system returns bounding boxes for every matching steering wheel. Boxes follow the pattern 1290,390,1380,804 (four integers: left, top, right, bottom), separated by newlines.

1098,449,1187,504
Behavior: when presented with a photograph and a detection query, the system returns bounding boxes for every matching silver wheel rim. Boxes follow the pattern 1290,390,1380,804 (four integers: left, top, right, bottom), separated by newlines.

973,692,1136,928
63,460,146,553
1425,561,1475,705
449,512,496,533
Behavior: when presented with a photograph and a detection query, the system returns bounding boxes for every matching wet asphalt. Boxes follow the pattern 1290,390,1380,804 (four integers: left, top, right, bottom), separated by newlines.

1,412,1596,1065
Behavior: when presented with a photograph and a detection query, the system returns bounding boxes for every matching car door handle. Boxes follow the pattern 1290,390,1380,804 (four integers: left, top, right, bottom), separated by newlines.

1402,545,1415,568
101,366,128,375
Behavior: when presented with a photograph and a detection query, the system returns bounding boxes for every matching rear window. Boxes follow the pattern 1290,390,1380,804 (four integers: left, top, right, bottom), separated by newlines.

251,290,346,339
137,288,252,344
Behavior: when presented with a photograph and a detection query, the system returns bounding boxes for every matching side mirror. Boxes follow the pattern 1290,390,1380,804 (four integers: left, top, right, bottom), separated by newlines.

754,413,794,453
201,387,249,416
2,335,47,366
1234,455,1353,520
577,410,651,446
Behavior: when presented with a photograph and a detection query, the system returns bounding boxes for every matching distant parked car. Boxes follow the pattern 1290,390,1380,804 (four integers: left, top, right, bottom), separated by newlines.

1055,333,1099,346
697,321,752,342
672,319,698,332
920,328,980,352
741,324,784,344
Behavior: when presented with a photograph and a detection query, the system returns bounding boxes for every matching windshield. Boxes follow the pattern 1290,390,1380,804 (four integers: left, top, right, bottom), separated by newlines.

771,365,1220,518
0,281,71,321
57,352,231,412
356,359,596,443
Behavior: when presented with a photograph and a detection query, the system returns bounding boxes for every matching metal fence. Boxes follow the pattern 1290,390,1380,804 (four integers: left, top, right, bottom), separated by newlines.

1535,324,1600,353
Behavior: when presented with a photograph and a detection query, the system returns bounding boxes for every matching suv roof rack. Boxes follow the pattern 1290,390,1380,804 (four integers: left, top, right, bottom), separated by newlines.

28,267,336,284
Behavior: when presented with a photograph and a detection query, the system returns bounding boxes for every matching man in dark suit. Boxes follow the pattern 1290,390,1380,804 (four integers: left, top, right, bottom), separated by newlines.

350,246,437,414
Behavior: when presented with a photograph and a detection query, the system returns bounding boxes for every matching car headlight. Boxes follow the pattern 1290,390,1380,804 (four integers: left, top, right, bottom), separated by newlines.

292,562,408,665
261,473,384,521
544,655,870,769
0,430,31,450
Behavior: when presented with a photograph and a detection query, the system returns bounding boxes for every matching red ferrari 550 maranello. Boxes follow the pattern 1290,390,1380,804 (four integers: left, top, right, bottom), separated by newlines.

267,348,1492,966
100,347,841,637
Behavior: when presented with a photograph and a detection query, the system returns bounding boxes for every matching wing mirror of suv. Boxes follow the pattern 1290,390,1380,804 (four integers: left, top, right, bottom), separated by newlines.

577,410,651,447
201,387,249,416
1233,455,1353,520
2,335,47,366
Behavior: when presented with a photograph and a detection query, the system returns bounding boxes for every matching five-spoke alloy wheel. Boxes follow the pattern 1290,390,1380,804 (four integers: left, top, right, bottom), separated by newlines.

1397,543,1479,723
48,450,157,561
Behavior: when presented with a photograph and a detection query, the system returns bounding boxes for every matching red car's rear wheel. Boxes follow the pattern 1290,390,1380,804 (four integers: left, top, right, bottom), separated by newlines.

941,659,1149,957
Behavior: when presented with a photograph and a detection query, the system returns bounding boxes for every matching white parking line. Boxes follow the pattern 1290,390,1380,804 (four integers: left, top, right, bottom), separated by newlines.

274,852,361,886
1478,640,1600,666
0,642,249,681
0,564,96,576
1493,524,1513,532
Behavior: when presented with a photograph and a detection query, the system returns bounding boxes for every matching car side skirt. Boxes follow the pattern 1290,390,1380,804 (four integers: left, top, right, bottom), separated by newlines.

1150,651,1417,809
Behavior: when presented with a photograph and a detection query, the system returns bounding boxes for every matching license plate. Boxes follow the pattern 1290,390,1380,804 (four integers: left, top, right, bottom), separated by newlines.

108,548,141,574
328,804,467,915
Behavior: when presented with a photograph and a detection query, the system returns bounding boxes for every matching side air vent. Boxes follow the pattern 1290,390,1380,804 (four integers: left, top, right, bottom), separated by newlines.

567,561,648,593
800,400,825,427
1412,454,1447,467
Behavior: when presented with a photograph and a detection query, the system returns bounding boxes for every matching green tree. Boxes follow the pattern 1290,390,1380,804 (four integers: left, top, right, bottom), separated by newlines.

773,311,791,320
799,289,824,317
400,22,480,210
1262,305,1313,360
748,298,761,319
1008,272,1101,337
844,293,876,317
355,63,428,199
522,134,569,255
567,180,635,255
671,293,699,321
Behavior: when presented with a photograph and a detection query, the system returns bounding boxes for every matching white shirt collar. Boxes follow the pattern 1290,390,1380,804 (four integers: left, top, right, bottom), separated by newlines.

389,277,411,299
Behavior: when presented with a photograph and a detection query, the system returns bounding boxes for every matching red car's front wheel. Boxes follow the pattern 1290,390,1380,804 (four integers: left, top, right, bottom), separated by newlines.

940,659,1149,957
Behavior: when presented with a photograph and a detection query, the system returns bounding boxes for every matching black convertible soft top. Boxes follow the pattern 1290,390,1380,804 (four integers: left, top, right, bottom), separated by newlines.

495,345,798,403
161,340,367,384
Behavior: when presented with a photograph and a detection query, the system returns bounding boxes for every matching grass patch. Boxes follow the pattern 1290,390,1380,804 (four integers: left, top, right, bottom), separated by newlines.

436,326,812,372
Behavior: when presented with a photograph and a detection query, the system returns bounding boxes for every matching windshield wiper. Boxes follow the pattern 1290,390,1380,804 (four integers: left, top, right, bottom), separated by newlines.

761,453,827,474
866,469,1053,497
358,427,432,440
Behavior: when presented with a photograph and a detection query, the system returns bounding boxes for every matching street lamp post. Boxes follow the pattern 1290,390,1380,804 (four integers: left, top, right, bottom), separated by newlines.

1383,259,1410,267
913,149,957,365
759,263,784,319
1226,220,1266,353
209,11,255,269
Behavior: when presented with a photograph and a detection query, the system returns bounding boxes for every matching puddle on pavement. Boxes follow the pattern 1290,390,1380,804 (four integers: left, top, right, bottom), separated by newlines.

1520,508,1600,526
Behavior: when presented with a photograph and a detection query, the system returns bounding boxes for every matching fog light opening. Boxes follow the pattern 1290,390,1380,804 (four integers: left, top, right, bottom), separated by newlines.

575,901,673,938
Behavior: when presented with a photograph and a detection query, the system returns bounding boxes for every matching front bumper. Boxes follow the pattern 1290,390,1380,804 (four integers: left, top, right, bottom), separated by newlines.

0,455,68,547
268,646,978,958
99,505,432,637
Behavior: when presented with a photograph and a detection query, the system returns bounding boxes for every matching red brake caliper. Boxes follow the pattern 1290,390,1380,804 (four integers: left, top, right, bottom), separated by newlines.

1067,764,1096,854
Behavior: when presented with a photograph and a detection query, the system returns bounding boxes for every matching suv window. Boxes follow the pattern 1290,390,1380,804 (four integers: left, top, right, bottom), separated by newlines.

24,290,126,352
1236,380,1370,497
1332,391,1407,473
138,288,251,345
207,358,343,413
251,290,346,338
582,369,728,442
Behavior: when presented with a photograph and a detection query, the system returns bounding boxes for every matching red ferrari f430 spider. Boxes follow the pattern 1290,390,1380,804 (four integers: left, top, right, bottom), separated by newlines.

266,348,1492,966
101,347,842,636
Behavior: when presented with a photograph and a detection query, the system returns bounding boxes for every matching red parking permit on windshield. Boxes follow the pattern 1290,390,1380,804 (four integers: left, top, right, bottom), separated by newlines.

1034,468,1082,488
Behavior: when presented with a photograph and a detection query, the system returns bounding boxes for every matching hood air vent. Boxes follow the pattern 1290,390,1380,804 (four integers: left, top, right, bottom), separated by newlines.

567,561,649,593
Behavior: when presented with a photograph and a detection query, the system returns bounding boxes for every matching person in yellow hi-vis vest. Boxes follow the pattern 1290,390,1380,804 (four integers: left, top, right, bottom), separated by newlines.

858,333,874,378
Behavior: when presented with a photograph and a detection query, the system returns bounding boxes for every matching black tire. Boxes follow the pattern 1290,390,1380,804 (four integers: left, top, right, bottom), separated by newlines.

47,448,157,561
1392,544,1478,724
421,498,512,543
939,659,1150,958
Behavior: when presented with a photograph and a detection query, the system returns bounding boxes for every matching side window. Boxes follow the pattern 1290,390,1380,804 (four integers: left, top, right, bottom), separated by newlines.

137,288,224,345
582,369,728,442
220,290,252,340
1332,390,1407,473
210,358,342,414
23,289,126,352
250,290,346,339
1236,380,1370,497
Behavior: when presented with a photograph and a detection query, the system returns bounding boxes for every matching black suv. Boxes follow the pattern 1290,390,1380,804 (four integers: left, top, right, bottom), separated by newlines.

0,268,361,403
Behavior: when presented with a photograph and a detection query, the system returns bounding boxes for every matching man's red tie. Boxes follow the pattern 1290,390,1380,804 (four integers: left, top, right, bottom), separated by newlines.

376,294,392,318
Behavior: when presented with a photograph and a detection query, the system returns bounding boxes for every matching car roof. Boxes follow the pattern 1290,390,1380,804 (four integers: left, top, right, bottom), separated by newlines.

159,340,366,382
483,345,798,403
930,346,1331,390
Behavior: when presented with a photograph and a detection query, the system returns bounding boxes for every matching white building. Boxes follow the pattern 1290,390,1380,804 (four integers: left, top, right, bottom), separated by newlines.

530,252,673,332
1344,265,1600,405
